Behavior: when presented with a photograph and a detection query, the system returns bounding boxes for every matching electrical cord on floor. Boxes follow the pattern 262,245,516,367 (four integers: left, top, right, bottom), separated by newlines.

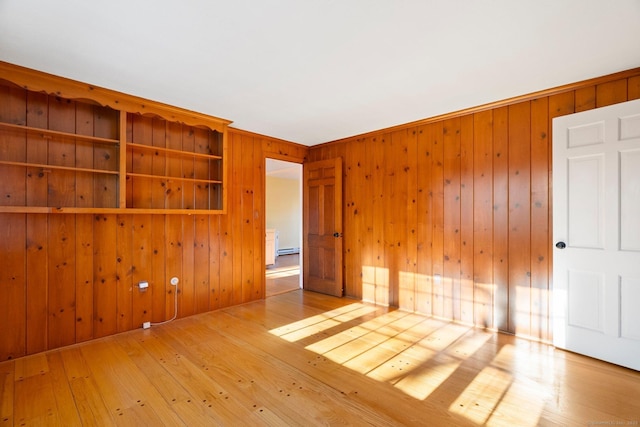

150,277,179,326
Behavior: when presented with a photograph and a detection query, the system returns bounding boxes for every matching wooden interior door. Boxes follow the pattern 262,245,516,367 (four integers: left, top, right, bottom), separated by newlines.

553,99,640,371
303,158,343,297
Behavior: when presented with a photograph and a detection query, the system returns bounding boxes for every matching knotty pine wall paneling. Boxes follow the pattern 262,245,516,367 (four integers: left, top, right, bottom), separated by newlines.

308,68,640,340
0,124,308,360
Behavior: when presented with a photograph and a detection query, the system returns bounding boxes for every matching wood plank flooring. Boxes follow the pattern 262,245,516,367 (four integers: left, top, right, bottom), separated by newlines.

1,290,639,426
266,254,300,297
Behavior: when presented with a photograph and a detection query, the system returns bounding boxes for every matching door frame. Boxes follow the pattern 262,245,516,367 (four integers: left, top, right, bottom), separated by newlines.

264,155,304,296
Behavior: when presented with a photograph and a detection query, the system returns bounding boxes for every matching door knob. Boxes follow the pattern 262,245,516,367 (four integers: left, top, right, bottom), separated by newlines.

555,241,566,249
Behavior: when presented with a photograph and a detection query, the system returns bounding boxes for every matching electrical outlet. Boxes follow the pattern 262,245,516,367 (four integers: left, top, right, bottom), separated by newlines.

142,321,151,329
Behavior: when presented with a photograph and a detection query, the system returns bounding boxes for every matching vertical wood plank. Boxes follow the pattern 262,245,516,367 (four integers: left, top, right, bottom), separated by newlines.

0,83,27,206
431,122,445,317
150,215,167,322
130,114,153,209
125,116,133,208
530,97,550,341
629,76,640,100
383,132,397,307
132,214,152,328
208,215,221,310
194,215,210,314
75,103,95,208
26,214,48,354
241,135,256,303
75,215,94,342
391,128,410,311
181,127,195,210
404,127,418,312
181,216,195,317
47,96,76,207
252,137,265,300
116,215,133,332
165,122,183,209
344,136,358,298
218,133,233,309
0,214,26,360
371,135,388,306
596,79,628,107
472,110,494,329
575,86,596,112
493,106,510,332
194,128,211,210
459,115,474,324
93,214,117,338
25,91,48,206
96,106,119,202
443,118,461,321
361,136,375,304
165,215,183,319
47,215,76,349
230,134,244,305
415,124,433,315
508,101,531,336
152,119,167,209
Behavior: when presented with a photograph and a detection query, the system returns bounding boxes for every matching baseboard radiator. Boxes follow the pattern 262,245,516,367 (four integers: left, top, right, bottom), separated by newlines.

278,247,300,256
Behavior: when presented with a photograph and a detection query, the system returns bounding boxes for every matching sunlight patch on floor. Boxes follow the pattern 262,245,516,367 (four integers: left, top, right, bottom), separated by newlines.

269,303,369,341
302,308,497,401
448,343,547,427
450,365,512,424
265,268,300,279
394,358,461,400
269,297,547,426
304,310,408,356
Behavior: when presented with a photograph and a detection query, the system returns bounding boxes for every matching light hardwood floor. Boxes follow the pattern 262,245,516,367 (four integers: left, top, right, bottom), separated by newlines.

1,290,639,426
266,254,300,297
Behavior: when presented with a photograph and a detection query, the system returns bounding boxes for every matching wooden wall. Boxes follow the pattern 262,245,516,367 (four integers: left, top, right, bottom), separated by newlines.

308,70,640,342
0,127,308,361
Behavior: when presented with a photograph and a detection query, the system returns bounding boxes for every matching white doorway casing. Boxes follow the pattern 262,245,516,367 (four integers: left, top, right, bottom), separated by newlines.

265,158,303,291
552,99,640,371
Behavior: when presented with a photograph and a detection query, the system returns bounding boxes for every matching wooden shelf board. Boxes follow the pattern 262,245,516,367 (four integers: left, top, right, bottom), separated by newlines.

126,172,222,185
0,160,119,175
0,121,120,145
127,142,222,160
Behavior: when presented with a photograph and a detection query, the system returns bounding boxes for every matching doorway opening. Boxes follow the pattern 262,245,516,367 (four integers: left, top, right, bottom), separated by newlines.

265,158,303,297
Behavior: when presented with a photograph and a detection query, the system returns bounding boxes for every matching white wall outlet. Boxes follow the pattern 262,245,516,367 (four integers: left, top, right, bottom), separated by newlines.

138,281,149,290
142,321,151,329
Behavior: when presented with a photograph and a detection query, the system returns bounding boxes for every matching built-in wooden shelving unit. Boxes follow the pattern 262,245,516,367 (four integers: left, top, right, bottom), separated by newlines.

0,61,230,214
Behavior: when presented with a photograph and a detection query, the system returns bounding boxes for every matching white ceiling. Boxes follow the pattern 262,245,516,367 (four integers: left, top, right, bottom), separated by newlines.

1,1,639,146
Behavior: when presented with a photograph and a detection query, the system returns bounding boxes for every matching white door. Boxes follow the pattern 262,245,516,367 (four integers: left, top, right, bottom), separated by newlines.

553,98,640,371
